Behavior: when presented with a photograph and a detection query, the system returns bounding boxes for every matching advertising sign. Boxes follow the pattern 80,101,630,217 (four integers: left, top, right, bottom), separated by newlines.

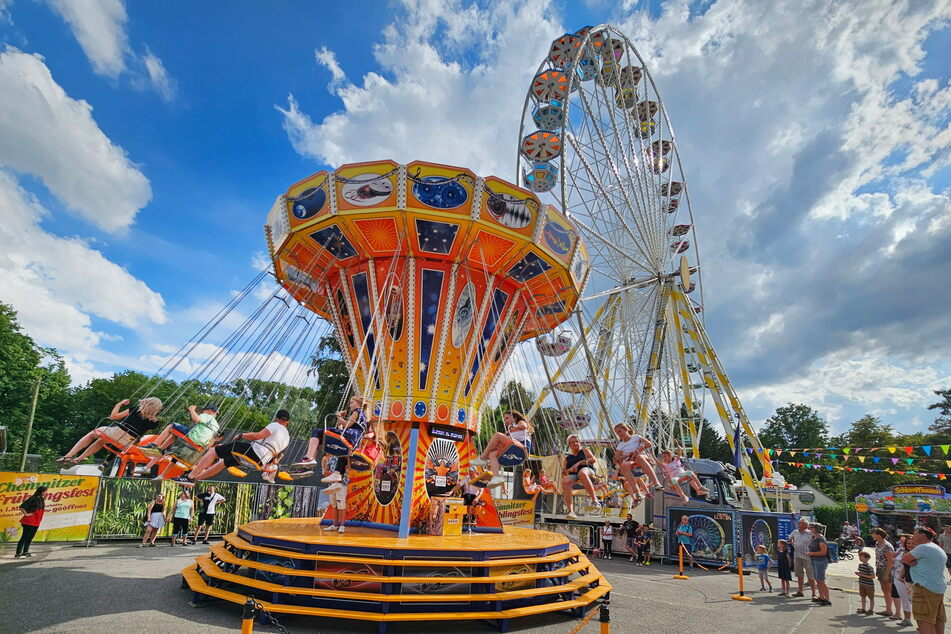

0,471,100,542
891,485,945,497
667,507,737,565
738,512,797,564
494,498,535,526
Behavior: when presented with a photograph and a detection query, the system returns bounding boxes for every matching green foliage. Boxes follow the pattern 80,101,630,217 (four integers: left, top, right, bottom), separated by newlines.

928,389,951,439
813,503,857,533
759,403,830,449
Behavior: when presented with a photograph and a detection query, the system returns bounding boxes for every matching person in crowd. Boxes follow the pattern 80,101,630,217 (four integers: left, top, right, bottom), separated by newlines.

621,513,639,562
173,410,291,486
855,550,876,615
807,522,831,606
870,527,897,617
904,526,948,634
15,486,47,559
168,491,193,546
296,397,368,467
891,533,914,626
58,397,163,464
560,434,600,519
790,517,817,598
139,493,166,548
675,515,695,568
322,456,349,533
939,525,951,581
658,447,709,503
600,520,614,559
756,544,773,592
191,486,226,545
776,539,793,596
454,467,486,533
612,423,663,498
636,525,653,566
472,410,532,487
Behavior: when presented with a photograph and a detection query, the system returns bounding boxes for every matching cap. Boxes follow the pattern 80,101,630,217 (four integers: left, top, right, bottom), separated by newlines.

202,404,219,412
275,409,291,421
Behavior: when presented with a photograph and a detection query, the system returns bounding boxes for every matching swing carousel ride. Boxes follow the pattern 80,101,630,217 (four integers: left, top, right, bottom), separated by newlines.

159,22,778,631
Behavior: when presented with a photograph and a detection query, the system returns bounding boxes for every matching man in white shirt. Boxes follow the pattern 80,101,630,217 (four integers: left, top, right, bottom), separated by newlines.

191,485,226,544
174,410,291,486
789,518,817,598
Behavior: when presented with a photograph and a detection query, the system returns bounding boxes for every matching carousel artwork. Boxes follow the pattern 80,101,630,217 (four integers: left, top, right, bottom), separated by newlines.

181,159,610,630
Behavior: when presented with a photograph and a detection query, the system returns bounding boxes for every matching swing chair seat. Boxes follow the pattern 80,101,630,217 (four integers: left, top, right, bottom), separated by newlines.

94,424,140,456
231,450,264,472
498,444,528,467
227,466,248,478
350,440,381,471
170,427,204,452
324,427,364,457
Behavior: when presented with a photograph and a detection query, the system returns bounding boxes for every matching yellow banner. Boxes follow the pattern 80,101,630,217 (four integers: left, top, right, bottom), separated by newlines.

0,471,100,543
493,498,535,526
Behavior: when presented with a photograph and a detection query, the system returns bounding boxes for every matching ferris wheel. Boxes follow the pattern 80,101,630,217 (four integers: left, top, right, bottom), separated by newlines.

514,25,773,510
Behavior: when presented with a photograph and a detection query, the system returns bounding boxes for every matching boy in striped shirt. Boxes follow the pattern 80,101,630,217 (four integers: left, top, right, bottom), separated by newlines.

855,550,876,615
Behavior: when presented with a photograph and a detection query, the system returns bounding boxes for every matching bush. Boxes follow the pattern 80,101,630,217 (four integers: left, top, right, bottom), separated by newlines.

813,503,857,535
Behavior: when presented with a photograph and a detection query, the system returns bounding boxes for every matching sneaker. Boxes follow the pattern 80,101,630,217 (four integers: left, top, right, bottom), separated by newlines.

875,611,893,617
14,554,22,559
55,456,75,464
470,458,488,467
23,553,33,557
202,540,210,544
293,457,318,467
811,598,822,603
792,592,804,597
262,470,276,483
138,543,145,548
169,543,175,547
644,561,651,566
818,599,832,606
337,526,345,534
171,475,194,487
566,511,578,519
487,477,504,487
900,619,912,626
630,556,636,562
777,592,787,597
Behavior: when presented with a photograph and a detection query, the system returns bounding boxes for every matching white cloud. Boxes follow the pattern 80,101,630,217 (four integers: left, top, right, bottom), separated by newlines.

0,47,152,232
142,46,177,102
45,0,177,101
0,169,166,380
46,0,129,78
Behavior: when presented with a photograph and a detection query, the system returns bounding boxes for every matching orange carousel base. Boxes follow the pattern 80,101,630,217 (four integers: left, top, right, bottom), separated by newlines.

182,519,610,633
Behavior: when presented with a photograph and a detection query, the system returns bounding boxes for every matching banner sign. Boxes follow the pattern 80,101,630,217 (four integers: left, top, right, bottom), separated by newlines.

428,424,466,443
891,485,945,497
0,471,99,542
494,498,535,526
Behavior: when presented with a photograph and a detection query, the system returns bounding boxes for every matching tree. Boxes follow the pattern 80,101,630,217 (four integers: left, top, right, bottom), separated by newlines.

696,418,733,464
0,303,73,469
758,403,829,450
928,389,951,439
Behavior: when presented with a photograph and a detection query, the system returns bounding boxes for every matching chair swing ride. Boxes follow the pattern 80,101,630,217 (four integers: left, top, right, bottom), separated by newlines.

61,22,778,631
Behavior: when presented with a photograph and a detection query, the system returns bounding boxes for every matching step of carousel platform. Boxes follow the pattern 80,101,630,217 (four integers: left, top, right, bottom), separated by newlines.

182,519,611,630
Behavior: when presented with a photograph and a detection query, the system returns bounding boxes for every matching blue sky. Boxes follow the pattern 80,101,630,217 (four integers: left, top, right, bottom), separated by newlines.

0,0,949,436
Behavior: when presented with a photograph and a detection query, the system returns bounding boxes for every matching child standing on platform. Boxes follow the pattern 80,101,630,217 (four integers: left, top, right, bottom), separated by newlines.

322,456,349,533
776,539,793,596
756,544,773,592
855,550,876,615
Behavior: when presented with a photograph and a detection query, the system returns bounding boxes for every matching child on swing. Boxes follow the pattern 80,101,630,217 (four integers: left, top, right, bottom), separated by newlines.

295,396,368,466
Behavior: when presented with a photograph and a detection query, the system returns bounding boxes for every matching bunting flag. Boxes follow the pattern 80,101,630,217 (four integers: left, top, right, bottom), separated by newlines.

843,447,851,454
943,445,950,455
892,458,900,465
906,458,915,465
889,447,897,454
764,443,951,459
923,446,932,456
771,459,950,480
858,456,866,463
905,446,914,456
873,457,881,463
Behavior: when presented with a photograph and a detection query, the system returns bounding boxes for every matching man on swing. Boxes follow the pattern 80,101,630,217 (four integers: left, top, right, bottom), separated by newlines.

172,410,291,486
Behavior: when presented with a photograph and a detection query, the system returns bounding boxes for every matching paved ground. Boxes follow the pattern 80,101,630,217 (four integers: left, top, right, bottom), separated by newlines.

0,543,944,633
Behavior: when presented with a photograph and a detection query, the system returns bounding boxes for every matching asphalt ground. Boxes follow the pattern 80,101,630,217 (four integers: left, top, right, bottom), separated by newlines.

1,542,947,633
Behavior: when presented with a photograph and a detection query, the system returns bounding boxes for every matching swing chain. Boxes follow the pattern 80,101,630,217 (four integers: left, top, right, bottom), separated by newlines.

252,599,290,634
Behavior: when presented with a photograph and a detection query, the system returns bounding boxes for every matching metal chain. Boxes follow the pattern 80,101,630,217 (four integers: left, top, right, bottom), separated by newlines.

252,600,290,634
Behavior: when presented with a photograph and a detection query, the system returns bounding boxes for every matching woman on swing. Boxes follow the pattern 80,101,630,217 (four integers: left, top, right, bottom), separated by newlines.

561,434,601,519
472,410,531,486
613,422,663,503
57,397,163,465
522,467,556,499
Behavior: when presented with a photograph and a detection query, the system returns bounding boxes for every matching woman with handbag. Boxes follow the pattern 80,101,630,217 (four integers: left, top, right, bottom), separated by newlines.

139,494,166,547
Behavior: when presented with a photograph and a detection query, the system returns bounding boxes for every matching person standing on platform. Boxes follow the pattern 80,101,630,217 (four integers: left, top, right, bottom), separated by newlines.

904,526,948,634
790,518,817,599
938,525,951,581
139,494,166,547
15,486,47,559
192,486,226,545
871,527,897,617
776,539,793,596
169,491,193,546
561,434,600,519
675,515,695,568
322,457,349,533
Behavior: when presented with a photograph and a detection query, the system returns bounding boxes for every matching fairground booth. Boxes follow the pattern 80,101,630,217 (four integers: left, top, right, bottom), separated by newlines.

855,484,951,538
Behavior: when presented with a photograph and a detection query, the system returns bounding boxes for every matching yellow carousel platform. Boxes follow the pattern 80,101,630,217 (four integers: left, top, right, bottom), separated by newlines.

182,518,610,632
